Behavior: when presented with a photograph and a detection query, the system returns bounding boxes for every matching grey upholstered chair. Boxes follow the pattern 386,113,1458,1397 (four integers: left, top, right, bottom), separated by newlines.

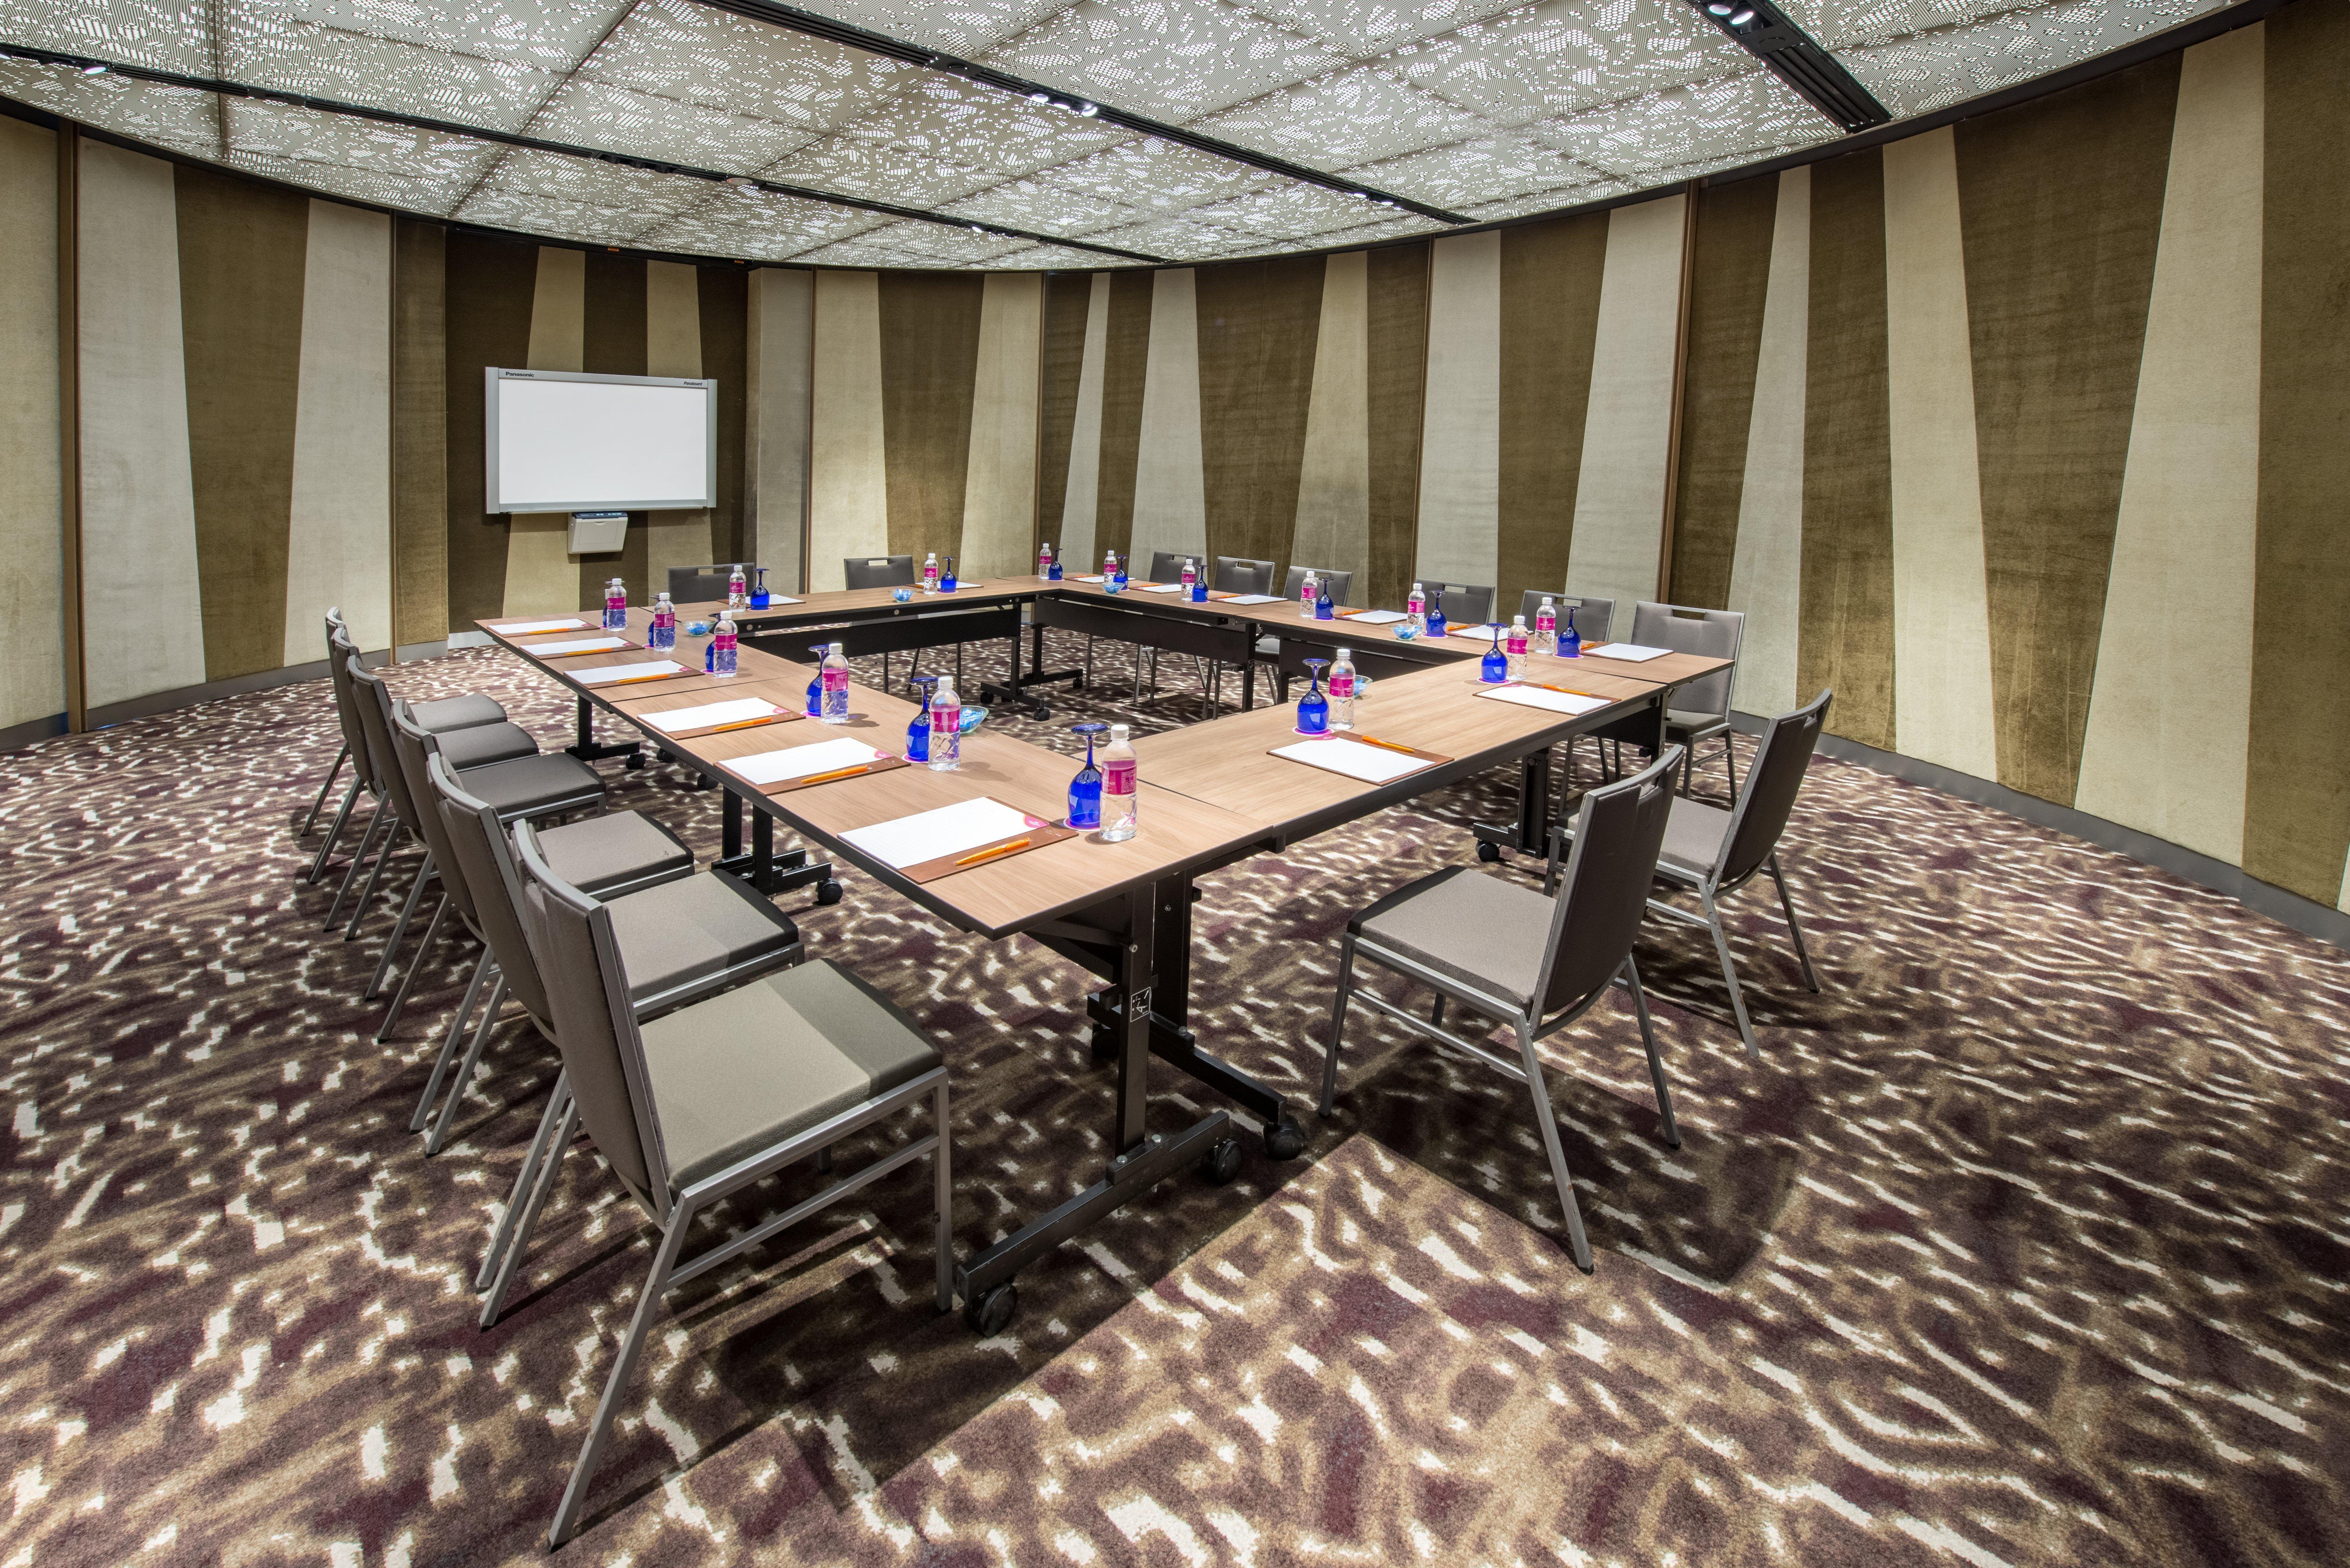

841,555,916,590
1628,602,1746,796
1212,555,1276,595
508,822,954,1547
1425,582,1496,626
308,618,507,884
1142,548,1197,585
667,564,743,604
1516,591,1613,646
1553,690,1830,1059
1319,748,1685,1271
1129,550,1229,713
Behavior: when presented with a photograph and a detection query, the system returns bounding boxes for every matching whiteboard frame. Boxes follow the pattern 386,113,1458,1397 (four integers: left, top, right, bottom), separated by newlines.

484,367,718,513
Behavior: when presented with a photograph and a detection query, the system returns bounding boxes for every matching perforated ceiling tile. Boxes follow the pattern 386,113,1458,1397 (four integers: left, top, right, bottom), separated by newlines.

0,0,209,74
768,69,1132,194
581,0,909,136
1185,176,1406,238
451,184,653,246
525,76,822,175
1238,0,1528,58
253,0,633,72
1389,0,1751,123
634,180,888,257
1778,0,2038,50
782,0,1076,56
1078,211,1286,259
941,174,1153,236
222,14,563,132
0,61,221,156
1339,129,1596,207
1024,134,1276,212
468,143,719,220
1836,0,2223,117
986,0,1344,122
761,136,1004,209
805,215,1040,263
226,94,499,197
987,238,1132,267
1454,175,1633,219
1191,62,1501,168
1525,65,1835,178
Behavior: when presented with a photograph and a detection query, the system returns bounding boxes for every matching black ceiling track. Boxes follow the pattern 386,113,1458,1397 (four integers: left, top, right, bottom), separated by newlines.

0,41,1170,262
1688,0,1890,132
694,0,1474,225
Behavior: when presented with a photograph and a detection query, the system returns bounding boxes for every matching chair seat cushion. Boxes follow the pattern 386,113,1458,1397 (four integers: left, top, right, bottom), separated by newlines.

1254,635,1280,657
640,960,940,1190
456,753,606,820
1559,796,1729,883
1665,710,1728,738
1351,864,1556,1007
437,720,539,770
409,693,508,733
607,871,800,1011
537,811,695,898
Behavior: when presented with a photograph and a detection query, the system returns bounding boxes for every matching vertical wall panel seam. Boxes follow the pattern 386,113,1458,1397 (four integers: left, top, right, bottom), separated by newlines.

1656,179,1701,603
57,123,83,730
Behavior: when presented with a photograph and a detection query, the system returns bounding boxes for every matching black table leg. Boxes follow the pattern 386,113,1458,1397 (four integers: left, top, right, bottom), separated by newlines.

979,606,1083,716
712,792,842,904
565,695,644,769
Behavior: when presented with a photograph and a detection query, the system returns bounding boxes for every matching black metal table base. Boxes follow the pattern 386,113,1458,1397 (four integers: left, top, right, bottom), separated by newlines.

980,623,1082,718
719,791,842,903
566,696,644,769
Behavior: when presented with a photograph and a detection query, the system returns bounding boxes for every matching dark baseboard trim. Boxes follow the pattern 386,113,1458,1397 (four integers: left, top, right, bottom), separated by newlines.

1732,711,2350,953
82,650,395,731
0,712,69,752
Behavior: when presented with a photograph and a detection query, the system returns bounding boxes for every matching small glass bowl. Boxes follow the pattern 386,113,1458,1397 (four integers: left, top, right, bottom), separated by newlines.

1103,579,1125,595
891,586,914,603
1392,622,1418,641
685,620,715,637
958,706,990,735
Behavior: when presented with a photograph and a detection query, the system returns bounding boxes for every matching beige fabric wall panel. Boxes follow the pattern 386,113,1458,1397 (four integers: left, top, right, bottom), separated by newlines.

1881,129,2000,780
1415,229,1501,591
643,259,714,588
282,201,392,662
2076,29,2264,863
1058,272,1112,572
1132,267,1207,563
1563,194,1686,629
1291,250,1370,592
503,246,587,617
746,266,811,592
78,140,205,710
960,272,1042,580
808,269,889,592
1728,166,1812,718
0,117,63,732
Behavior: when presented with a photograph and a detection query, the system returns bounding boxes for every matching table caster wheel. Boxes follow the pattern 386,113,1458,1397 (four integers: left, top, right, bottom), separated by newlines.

1476,839,1501,863
964,1281,1017,1336
1089,1025,1118,1063
815,879,844,907
1201,1136,1242,1185
1263,1114,1306,1160
1032,705,1052,722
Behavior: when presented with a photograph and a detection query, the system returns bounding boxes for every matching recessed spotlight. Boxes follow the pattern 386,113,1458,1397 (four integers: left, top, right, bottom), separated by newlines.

81,62,107,75
1707,2,1733,12
969,224,985,233
1078,101,1097,117
1729,7,1756,21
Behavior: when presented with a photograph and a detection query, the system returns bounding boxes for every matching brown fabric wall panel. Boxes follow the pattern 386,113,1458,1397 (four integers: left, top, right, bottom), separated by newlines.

700,265,749,567
2247,1,2350,904
1036,272,1091,552
1366,240,1429,612
579,254,648,609
1956,57,2177,806
391,219,447,647
1094,269,1155,568
1669,176,1779,611
174,165,309,682
1798,148,1896,751
442,235,538,629
877,271,985,567
1498,212,1608,612
1196,254,1323,574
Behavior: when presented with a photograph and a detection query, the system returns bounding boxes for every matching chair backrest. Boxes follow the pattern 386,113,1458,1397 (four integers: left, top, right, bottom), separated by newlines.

1211,555,1275,595
427,753,553,1031
1516,590,1612,644
1280,565,1354,606
513,823,667,1214
1629,602,1744,719
346,657,422,828
1431,583,1495,626
1718,690,1832,887
386,701,484,926
1536,747,1683,1018
323,624,373,783
667,565,742,604
1143,549,1199,585
841,555,915,590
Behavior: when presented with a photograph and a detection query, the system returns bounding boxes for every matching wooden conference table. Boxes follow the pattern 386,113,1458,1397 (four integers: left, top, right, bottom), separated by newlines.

476,581,1728,1325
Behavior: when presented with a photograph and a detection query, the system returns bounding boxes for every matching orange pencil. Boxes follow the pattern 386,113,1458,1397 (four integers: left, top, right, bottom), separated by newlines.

954,838,1029,866
1348,735,1421,757
795,764,873,785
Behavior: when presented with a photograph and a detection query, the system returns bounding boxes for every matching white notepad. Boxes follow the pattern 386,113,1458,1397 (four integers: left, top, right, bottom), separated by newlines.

1270,737,1436,784
1447,624,1510,641
756,595,804,606
841,797,1038,869
1136,583,1187,594
1479,684,1610,717
1074,574,1109,583
495,618,587,635
524,635,629,655
728,737,888,785
573,659,686,686
1222,593,1280,605
641,697,785,734
1343,609,1408,625
1584,642,1671,663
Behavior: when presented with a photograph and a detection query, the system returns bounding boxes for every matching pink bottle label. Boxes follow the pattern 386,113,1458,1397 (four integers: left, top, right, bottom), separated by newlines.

822,668,847,692
1105,760,1137,795
1329,674,1354,700
715,631,736,651
1508,633,1527,656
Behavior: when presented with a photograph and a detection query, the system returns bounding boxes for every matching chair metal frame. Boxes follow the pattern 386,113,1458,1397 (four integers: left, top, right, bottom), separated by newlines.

1628,601,1745,797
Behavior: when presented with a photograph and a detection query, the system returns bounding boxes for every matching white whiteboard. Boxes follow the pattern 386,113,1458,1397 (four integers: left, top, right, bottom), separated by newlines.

486,369,716,512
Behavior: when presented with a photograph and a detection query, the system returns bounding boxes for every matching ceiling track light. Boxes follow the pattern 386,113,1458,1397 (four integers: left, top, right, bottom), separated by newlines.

1687,0,1890,131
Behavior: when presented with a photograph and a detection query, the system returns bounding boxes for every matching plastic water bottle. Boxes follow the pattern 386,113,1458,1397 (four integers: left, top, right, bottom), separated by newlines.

1038,541,1056,579
1406,582,1427,635
1103,547,1119,582
922,552,940,594
1300,569,1319,611
603,577,627,631
1507,617,1530,680
1315,577,1335,620
906,675,934,764
712,613,738,678
1560,606,1582,659
1101,723,1137,840
726,564,747,610
927,676,962,769
804,644,827,715
1181,557,1199,601
820,641,849,722
1425,591,1447,640
649,592,676,651
1535,597,1557,656
1329,646,1358,730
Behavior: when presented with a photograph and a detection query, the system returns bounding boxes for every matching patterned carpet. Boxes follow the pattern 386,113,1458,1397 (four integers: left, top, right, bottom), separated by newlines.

2,633,2346,1568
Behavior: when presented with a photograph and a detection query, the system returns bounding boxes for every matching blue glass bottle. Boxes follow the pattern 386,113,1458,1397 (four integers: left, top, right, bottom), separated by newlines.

1298,658,1330,734
804,644,828,716
907,674,937,764
1480,625,1507,683
1559,606,1581,658
1425,594,1447,639
1067,720,1108,828
1314,577,1334,620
